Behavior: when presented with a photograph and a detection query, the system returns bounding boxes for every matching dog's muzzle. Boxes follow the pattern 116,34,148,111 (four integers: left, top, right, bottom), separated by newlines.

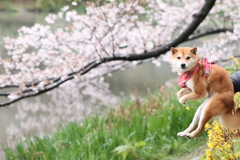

181,63,186,69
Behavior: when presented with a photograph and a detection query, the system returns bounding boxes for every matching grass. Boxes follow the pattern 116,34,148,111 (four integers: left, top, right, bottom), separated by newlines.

3,86,207,160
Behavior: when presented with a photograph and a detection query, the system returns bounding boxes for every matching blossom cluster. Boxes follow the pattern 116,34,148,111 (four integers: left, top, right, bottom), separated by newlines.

205,121,240,160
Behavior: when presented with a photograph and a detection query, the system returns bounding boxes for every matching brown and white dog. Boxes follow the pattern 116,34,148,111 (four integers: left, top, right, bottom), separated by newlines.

171,47,240,138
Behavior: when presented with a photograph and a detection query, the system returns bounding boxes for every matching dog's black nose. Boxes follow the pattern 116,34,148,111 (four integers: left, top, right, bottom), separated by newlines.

181,63,186,68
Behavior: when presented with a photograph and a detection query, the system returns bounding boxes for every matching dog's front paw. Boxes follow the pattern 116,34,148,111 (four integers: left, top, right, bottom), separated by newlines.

177,131,188,137
177,91,182,100
179,97,186,104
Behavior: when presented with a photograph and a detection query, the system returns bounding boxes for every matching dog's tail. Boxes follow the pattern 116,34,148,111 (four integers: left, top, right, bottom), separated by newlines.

219,107,240,129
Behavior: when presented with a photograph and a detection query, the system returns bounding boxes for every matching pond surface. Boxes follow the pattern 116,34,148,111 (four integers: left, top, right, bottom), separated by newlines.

0,11,177,151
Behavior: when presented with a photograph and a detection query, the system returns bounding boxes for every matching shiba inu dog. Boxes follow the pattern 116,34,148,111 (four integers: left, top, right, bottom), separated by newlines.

171,47,240,138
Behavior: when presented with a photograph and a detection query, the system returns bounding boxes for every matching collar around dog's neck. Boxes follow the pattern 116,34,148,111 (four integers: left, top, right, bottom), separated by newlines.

178,58,214,88
178,61,201,88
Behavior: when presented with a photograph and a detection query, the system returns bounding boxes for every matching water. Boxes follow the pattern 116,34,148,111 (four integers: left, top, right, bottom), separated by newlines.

0,11,177,152
105,61,176,97
0,12,47,38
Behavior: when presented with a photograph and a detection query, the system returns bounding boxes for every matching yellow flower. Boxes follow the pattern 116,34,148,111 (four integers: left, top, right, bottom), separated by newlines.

224,143,231,149
206,149,212,156
208,130,213,135
229,154,235,159
185,106,190,110
212,121,218,126
214,126,222,132
235,152,240,157
207,142,215,149
214,135,222,139
205,123,211,130
206,156,213,160
234,58,239,64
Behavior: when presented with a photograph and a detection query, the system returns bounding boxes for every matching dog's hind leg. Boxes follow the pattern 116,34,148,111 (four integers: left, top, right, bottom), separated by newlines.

177,98,209,137
186,95,229,138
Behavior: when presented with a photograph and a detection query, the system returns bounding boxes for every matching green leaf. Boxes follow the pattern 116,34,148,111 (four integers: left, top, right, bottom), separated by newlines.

135,141,146,147
113,145,131,160
123,139,132,147
122,150,130,160
113,145,131,155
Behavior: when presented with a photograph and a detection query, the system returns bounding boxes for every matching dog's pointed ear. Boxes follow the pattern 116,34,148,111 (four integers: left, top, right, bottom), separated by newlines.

191,47,197,54
171,47,177,55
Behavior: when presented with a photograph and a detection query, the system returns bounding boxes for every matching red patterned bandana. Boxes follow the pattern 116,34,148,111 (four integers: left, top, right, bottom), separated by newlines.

178,58,214,88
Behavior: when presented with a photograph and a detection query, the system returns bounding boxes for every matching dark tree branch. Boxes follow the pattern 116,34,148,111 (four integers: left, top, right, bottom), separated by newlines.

187,28,233,41
0,0,219,107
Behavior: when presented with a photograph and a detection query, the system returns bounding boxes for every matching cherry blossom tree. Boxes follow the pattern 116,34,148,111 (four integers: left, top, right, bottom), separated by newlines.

0,0,238,107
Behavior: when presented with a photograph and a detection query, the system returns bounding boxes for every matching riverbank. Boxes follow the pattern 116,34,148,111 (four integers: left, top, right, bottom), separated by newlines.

0,0,85,13
0,0,36,12
3,86,207,159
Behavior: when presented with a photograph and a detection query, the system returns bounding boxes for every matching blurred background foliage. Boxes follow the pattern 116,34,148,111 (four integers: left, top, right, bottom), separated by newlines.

0,0,107,12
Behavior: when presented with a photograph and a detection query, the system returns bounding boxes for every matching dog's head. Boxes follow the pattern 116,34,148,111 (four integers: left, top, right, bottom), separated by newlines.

171,47,200,75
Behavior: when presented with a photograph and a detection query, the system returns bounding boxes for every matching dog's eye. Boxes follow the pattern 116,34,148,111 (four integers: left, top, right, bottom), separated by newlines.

186,57,191,60
177,57,181,59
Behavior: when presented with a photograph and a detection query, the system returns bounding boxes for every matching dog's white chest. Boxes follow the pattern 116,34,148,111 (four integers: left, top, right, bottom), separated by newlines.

186,79,194,91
